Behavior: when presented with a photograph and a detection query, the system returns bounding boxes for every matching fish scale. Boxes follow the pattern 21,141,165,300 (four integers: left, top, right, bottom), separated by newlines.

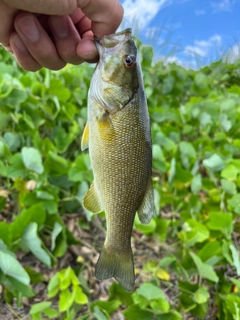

81,28,154,291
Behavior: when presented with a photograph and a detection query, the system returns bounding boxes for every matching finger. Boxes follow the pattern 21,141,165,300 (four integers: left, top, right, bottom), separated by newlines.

2,0,78,15
77,0,124,37
14,12,66,70
49,15,83,65
10,32,42,71
0,1,17,46
76,37,98,63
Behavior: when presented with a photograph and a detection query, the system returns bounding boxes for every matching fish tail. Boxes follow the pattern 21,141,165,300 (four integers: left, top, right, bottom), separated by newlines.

95,245,135,292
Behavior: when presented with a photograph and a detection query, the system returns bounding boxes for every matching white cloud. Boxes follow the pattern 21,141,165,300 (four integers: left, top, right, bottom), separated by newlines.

211,0,235,12
184,35,222,58
120,0,172,32
194,9,206,16
225,44,240,63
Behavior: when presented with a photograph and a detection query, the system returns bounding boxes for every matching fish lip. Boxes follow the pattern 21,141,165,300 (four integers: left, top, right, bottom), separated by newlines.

94,28,132,50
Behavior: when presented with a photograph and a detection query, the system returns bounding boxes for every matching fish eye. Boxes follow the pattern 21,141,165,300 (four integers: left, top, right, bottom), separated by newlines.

124,55,135,68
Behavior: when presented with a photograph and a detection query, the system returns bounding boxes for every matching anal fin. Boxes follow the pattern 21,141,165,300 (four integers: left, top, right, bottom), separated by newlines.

82,181,102,214
137,178,154,224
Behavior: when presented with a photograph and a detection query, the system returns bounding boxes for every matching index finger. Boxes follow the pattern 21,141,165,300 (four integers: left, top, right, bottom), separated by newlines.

77,0,124,37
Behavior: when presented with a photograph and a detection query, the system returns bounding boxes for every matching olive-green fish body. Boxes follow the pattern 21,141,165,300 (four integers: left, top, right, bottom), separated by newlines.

81,29,154,292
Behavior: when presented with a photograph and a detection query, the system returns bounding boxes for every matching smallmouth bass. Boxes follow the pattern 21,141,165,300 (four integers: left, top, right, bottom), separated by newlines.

81,28,154,292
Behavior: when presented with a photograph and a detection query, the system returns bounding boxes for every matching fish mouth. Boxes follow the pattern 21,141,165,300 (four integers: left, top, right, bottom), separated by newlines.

94,28,132,51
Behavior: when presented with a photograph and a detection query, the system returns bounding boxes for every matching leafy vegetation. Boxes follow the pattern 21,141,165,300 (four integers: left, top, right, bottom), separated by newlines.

0,40,240,319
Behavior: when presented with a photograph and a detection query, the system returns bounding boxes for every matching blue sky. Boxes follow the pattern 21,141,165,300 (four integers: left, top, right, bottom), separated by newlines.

119,0,240,68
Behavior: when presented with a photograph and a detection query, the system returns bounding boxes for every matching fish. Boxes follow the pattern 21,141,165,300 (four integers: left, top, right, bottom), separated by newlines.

81,28,154,292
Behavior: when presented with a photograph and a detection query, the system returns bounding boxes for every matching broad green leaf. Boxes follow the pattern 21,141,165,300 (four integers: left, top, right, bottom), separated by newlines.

229,244,240,275
221,164,239,180
4,132,21,151
47,273,59,298
228,194,240,214
7,153,26,179
189,252,219,283
59,289,74,312
91,300,121,314
123,305,153,320
0,222,11,246
150,298,170,312
135,283,165,301
73,285,88,305
179,219,209,247
193,287,210,304
6,275,35,297
207,212,232,231
221,179,237,194
22,223,52,267
51,222,63,251
11,203,46,241
30,302,52,315
203,154,225,172
191,173,202,193
0,251,30,285
93,306,110,320
21,147,44,174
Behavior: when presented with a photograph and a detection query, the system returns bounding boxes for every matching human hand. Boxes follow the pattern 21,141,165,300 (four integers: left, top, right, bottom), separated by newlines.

0,0,123,71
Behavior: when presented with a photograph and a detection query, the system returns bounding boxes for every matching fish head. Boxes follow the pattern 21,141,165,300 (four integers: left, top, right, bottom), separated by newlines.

93,28,140,113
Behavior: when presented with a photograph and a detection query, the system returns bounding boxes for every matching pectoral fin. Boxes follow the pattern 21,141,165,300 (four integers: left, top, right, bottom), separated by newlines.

137,178,154,224
81,122,89,151
82,181,102,214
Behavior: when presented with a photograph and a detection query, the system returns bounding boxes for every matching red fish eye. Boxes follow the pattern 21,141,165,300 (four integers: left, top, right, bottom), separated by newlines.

124,55,135,68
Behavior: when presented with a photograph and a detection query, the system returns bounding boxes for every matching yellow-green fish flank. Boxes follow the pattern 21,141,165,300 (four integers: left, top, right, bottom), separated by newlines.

81,28,154,292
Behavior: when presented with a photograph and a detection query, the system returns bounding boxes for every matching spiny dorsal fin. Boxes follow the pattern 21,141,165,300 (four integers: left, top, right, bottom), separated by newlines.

81,122,89,151
82,181,102,214
137,178,154,224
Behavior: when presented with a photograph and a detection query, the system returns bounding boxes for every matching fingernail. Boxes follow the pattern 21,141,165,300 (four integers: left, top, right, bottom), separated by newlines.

17,16,40,42
50,16,69,38
13,35,28,54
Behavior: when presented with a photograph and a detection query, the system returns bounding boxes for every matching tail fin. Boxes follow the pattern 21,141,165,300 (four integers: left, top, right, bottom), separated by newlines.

95,245,135,292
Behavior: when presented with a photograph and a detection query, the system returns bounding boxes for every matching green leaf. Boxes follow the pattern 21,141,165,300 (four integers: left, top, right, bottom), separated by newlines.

47,273,59,298
6,275,35,297
7,153,26,179
207,212,232,231
93,306,110,320
0,222,11,246
4,132,21,151
30,302,52,314
0,251,30,285
179,219,209,247
135,283,165,301
191,174,202,193
59,289,74,312
220,114,232,132
203,154,225,172
123,305,153,320
179,141,196,169
21,147,44,174
221,179,237,194
229,244,240,275
91,300,120,314
193,287,210,304
228,194,240,214
11,203,46,241
51,222,63,251
189,252,219,283
22,222,52,267
221,164,239,180
73,285,88,305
